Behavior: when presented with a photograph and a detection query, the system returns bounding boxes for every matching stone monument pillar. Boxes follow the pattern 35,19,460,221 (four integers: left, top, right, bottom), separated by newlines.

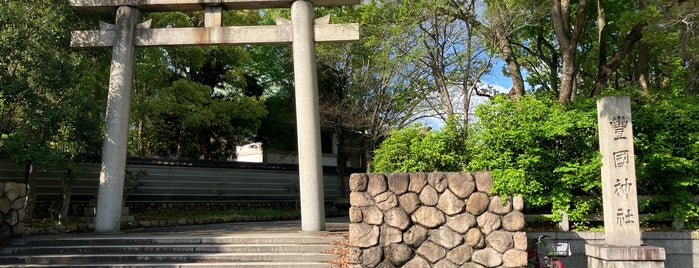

291,0,325,231
95,6,140,234
585,96,665,268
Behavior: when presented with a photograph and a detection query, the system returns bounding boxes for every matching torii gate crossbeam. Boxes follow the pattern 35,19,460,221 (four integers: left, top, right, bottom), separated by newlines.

71,0,359,233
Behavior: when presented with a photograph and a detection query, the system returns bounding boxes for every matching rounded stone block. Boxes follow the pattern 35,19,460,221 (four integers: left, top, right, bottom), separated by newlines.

408,173,427,193
350,192,375,207
488,196,513,215
427,172,448,193
0,198,10,214
349,206,363,223
416,241,447,263
428,227,464,250
376,260,396,268
419,185,439,206
388,173,410,195
503,249,528,267
12,198,24,210
471,248,503,267
384,243,413,266
368,173,388,196
398,192,420,214
502,211,525,231
349,247,362,264
350,223,380,248
361,245,383,267
437,189,465,215
473,171,493,194
465,228,485,249
513,195,524,211
349,173,369,192
513,232,528,251
363,206,384,225
477,212,502,235
466,192,489,215
375,191,398,211
380,225,403,245
404,225,428,248
403,255,430,268
435,259,459,268
384,207,410,230
446,213,476,234
486,230,513,253
447,172,475,199
5,183,20,202
411,206,445,228
446,244,473,265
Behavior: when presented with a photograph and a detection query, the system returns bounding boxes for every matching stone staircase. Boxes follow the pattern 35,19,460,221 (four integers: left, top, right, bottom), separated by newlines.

0,232,343,267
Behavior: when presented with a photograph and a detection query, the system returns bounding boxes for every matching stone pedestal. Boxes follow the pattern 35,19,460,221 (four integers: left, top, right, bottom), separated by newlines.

586,244,665,268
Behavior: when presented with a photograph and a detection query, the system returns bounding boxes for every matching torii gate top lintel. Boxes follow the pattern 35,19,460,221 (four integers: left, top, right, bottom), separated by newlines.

70,0,360,13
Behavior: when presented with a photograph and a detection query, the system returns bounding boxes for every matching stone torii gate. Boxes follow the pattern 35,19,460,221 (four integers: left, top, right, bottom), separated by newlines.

69,0,359,233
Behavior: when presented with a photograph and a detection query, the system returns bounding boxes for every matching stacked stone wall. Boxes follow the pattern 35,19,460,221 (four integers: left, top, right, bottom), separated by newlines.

349,172,527,267
0,182,26,240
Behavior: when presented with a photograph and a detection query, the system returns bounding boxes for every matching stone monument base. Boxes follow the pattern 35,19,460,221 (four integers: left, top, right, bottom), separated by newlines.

585,244,665,268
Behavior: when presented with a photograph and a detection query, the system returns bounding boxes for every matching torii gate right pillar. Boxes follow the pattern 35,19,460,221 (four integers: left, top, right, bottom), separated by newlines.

291,0,325,231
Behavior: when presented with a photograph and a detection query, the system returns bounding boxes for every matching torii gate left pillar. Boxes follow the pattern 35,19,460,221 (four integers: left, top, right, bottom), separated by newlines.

70,0,359,233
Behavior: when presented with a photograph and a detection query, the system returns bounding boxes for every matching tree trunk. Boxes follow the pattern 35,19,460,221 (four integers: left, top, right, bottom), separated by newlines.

494,28,526,99
551,0,588,104
593,23,646,96
22,162,36,223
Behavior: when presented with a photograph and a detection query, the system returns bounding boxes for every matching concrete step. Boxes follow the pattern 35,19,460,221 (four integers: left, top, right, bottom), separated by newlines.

0,252,338,265
2,243,336,255
0,262,332,268
6,234,340,247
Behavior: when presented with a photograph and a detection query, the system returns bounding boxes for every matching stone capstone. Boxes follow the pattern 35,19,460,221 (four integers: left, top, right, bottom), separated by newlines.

411,206,445,228
427,172,448,193
466,192,489,215
350,173,369,192
350,223,380,248
485,230,513,253
419,185,439,206
408,172,427,193
437,189,465,215
447,172,476,199
471,248,503,267
368,173,388,196
416,241,447,263
388,173,410,195
446,244,473,265
429,227,464,250
384,243,413,266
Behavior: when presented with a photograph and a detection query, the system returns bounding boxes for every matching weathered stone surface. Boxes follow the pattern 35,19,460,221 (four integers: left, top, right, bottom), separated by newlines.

465,192,489,215
11,198,24,210
0,182,4,195
502,211,525,231
465,228,485,249
446,244,473,265
384,207,410,230
416,241,447,263
402,255,430,268
349,173,369,192
350,192,374,207
476,212,501,235
437,189,465,215
488,196,512,215
473,171,493,194
349,247,361,264
503,249,528,267
361,245,383,267
349,206,363,223
404,225,428,248
375,191,398,211
486,230,513,253
447,172,475,199
5,183,19,202
408,172,427,193
434,259,459,268
0,198,10,214
380,225,403,245
350,223,380,248
7,210,18,225
461,263,486,268
398,192,420,214
388,173,410,195
446,213,476,234
384,243,413,266
512,232,527,251
419,185,439,206
472,248,503,267
375,260,396,268
368,173,388,196
427,172,448,193
513,195,524,211
363,206,384,225
429,227,464,249
411,206,445,228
